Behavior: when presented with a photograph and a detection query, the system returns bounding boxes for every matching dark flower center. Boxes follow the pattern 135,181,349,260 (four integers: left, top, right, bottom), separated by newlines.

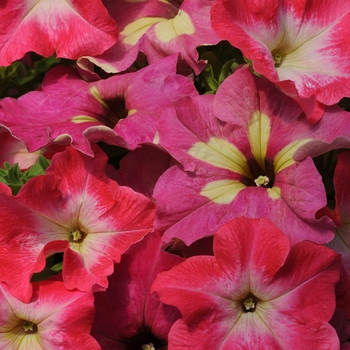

122,330,166,350
101,95,129,129
240,293,259,313
22,320,38,334
241,157,275,188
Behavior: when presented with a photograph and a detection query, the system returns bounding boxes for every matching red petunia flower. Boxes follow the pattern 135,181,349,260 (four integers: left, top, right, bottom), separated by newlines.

0,145,156,302
0,280,99,349
152,217,341,349
211,0,350,122
0,0,118,66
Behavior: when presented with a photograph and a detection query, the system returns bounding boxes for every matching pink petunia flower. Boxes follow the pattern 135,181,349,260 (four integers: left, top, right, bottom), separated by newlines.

0,280,100,349
0,0,119,66
152,217,341,349
154,66,350,245
91,231,183,349
78,0,220,74
211,0,350,122
0,145,156,302
0,55,196,154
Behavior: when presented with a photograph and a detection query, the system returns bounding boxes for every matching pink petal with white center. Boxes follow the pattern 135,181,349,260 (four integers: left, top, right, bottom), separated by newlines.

0,280,99,349
92,231,183,348
0,145,156,297
0,180,70,302
263,242,341,321
153,217,341,349
211,0,350,122
168,317,339,349
21,145,156,291
0,0,118,66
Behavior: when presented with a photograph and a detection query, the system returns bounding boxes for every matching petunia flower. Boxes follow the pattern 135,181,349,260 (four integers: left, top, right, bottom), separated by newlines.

154,66,350,245
211,0,350,122
152,217,341,349
91,231,183,349
0,280,100,349
0,0,119,66
0,55,197,154
78,0,220,74
0,144,156,302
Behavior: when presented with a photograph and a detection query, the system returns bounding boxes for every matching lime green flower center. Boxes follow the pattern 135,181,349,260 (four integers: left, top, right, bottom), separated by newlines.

70,227,87,243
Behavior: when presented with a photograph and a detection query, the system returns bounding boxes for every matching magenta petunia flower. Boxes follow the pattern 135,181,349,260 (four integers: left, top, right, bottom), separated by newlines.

0,0,119,66
152,217,341,349
211,0,350,122
78,0,220,74
91,231,183,349
0,280,99,349
0,145,156,302
154,66,350,245
0,55,196,154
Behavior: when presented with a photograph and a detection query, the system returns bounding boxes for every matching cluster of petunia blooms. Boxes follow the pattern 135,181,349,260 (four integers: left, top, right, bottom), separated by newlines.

1,0,350,349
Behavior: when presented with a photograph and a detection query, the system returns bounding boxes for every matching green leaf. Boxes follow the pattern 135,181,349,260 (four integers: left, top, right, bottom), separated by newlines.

0,156,51,195
51,261,63,273
203,64,219,92
219,60,239,84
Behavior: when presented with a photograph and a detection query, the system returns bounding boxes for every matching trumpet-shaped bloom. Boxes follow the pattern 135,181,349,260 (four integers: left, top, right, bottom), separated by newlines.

92,231,183,349
0,280,99,349
0,55,196,154
155,66,350,245
152,217,341,349
78,0,220,74
0,145,156,302
211,0,350,122
0,0,118,66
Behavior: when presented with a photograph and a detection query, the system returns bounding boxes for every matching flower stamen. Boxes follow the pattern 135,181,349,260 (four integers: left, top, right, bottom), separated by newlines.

243,297,255,311
70,229,82,242
274,53,282,66
23,320,37,333
142,343,155,350
254,175,269,187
